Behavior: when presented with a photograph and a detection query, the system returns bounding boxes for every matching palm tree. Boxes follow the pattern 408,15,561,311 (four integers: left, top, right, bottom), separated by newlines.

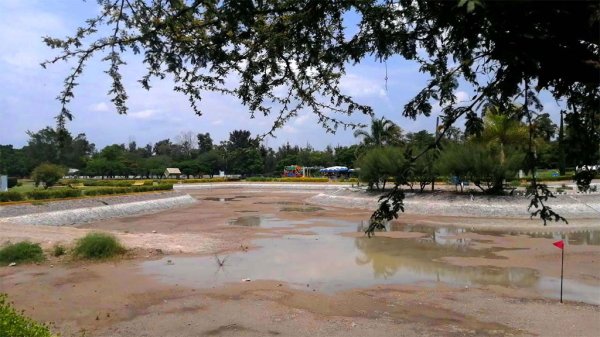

353,117,403,148
480,112,528,164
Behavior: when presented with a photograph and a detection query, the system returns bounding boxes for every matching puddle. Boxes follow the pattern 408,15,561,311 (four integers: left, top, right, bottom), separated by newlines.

280,206,324,213
203,196,249,202
143,218,600,304
384,223,600,246
227,215,306,228
254,201,304,205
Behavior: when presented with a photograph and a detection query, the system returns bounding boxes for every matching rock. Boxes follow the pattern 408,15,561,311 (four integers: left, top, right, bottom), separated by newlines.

242,278,251,282
8,262,16,267
152,230,157,233
351,322,357,328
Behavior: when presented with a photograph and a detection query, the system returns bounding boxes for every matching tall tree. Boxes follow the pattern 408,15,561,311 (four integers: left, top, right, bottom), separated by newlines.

353,117,403,148
197,133,214,154
480,112,528,165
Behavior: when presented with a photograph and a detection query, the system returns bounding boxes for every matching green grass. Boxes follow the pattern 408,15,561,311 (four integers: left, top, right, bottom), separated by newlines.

0,242,45,264
73,233,125,260
8,181,37,193
0,293,55,337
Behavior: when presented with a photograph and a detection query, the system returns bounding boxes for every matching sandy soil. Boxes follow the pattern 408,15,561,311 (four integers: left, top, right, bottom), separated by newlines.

0,188,599,337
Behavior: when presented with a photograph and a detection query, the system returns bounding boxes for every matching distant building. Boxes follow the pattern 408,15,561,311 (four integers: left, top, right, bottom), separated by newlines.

164,168,182,178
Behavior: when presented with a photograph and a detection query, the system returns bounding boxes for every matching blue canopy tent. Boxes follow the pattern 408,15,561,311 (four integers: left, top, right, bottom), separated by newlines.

320,166,349,174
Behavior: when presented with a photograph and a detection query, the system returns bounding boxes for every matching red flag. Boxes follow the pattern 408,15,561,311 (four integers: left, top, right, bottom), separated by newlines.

553,240,565,249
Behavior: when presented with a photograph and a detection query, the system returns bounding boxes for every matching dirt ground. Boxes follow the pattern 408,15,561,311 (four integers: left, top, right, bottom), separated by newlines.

1,189,599,337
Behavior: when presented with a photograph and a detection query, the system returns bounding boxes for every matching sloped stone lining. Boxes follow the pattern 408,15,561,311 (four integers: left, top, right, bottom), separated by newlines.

0,195,197,226
174,183,352,190
307,192,600,218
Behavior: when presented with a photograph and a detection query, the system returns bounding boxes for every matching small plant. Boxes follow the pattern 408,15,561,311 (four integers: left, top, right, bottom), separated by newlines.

73,233,125,259
52,244,66,257
0,242,45,264
0,293,55,337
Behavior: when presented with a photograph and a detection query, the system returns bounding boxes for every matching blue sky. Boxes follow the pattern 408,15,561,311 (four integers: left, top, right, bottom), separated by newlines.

0,0,564,150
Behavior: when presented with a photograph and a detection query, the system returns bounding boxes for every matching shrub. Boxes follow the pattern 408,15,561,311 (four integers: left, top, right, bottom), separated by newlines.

52,244,66,257
0,242,45,264
31,163,67,189
83,184,172,196
26,189,82,200
0,191,25,202
0,293,55,337
73,233,125,259
244,177,329,182
83,180,134,187
7,177,18,188
83,187,130,196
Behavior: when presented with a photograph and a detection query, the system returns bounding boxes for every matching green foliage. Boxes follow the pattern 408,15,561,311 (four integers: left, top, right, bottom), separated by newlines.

0,293,55,337
0,183,172,203
574,169,598,192
0,242,44,264
436,142,524,193
31,163,67,189
0,191,25,202
354,117,404,149
83,184,173,196
244,177,329,183
52,244,66,257
26,189,82,200
73,232,125,260
83,180,134,187
357,147,408,191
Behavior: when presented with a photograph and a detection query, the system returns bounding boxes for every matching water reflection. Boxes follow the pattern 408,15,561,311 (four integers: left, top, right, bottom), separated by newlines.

143,218,600,304
203,196,249,202
354,236,535,287
369,222,600,246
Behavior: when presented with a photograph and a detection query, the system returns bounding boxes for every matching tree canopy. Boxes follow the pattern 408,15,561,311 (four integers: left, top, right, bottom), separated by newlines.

42,0,600,232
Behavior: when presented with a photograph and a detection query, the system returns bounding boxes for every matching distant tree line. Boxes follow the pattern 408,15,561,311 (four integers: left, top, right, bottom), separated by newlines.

0,106,596,183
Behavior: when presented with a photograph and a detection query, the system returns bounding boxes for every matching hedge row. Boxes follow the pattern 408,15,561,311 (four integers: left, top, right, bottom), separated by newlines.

244,177,330,182
27,189,82,200
0,184,173,203
0,191,25,202
84,184,173,196
61,179,154,187
523,174,600,182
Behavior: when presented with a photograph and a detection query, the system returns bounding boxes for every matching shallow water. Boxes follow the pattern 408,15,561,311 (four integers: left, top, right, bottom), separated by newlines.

143,218,600,304
384,223,600,246
203,196,249,202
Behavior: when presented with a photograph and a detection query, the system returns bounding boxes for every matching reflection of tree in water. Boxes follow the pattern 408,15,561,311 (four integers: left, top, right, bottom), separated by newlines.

376,221,600,246
354,237,539,288
228,216,261,227
477,229,600,246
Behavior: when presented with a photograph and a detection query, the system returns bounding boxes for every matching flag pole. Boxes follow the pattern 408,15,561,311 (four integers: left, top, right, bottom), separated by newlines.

560,246,564,303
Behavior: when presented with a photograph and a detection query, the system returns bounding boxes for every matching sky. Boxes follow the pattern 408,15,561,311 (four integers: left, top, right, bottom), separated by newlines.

0,0,564,150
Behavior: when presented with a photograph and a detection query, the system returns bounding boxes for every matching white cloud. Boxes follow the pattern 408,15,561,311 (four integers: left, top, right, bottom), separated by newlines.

129,109,159,120
340,73,387,98
455,90,470,103
90,102,110,112
293,113,311,126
